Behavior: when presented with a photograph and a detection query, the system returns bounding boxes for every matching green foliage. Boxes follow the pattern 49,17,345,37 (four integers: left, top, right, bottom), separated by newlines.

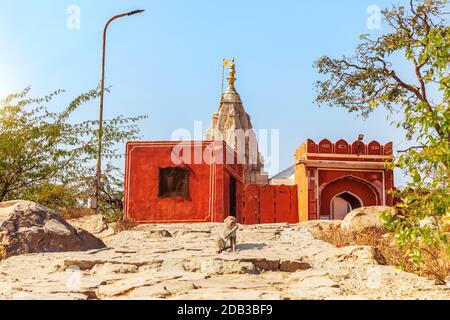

314,0,449,278
0,87,146,216
22,182,80,213
99,163,127,221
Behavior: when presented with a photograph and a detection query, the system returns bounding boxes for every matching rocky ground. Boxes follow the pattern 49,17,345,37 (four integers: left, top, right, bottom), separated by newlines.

1,221,449,300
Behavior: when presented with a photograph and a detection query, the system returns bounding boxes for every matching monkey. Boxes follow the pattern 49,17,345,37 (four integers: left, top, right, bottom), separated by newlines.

216,216,238,254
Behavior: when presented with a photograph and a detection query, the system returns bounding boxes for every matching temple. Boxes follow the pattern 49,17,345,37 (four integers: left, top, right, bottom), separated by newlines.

124,141,244,224
124,60,395,224
205,58,268,184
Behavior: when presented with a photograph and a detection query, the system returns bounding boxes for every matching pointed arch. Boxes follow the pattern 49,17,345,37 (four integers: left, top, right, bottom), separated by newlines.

330,191,363,220
319,175,381,218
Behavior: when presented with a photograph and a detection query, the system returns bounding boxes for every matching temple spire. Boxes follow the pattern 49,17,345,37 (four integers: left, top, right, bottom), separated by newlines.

206,57,268,184
227,57,237,89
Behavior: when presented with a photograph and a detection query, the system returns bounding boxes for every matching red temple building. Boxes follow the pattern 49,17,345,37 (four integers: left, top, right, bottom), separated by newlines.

124,141,244,224
123,60,395,224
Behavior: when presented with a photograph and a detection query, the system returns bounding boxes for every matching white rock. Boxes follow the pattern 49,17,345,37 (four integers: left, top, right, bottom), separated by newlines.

341,206,395,232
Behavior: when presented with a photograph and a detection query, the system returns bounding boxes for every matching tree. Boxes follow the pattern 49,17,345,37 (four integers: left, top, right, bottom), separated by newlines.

314,0,449,281
0,87,146,215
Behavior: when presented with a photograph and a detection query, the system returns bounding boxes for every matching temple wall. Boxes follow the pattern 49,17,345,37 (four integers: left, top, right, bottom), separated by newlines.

295,143,310,222
124,141,244,224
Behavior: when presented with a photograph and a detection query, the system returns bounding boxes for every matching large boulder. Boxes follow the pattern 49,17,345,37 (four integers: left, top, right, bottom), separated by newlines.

0,200,106,258
341,206,395,233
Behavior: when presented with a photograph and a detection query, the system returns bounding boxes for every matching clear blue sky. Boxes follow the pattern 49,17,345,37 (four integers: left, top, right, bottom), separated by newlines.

1,0,418,182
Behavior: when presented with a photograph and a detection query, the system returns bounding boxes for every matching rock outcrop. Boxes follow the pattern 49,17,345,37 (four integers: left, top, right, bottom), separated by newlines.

0,200,106,258
341,206,395,232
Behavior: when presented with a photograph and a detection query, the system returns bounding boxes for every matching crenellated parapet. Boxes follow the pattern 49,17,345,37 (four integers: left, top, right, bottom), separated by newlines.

305,139,393,156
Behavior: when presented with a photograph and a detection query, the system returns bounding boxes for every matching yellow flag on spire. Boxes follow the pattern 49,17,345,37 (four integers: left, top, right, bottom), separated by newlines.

221,58,231,98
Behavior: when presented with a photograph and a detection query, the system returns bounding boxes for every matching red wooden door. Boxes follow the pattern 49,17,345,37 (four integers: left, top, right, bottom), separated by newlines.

289,186,299,223
260,184,276,223
275,185,291,223
243,184,260,224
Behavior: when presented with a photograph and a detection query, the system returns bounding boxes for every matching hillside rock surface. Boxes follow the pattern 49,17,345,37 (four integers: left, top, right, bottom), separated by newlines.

1,219,449,299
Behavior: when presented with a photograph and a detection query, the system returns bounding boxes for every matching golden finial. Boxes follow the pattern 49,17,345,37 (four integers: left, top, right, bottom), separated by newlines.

228,57,236,88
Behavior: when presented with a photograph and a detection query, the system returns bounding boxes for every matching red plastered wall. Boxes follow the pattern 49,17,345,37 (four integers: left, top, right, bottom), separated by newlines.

124,141,243,224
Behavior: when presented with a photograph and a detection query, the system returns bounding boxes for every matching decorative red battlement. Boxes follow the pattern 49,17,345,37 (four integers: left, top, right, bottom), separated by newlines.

297,139,394,169
306,139,393,156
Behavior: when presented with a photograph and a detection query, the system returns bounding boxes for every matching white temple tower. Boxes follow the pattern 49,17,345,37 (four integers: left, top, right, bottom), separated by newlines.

205,58,268,184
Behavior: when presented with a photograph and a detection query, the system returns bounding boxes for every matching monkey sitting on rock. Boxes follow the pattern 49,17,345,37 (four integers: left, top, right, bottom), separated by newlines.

216,216,238,254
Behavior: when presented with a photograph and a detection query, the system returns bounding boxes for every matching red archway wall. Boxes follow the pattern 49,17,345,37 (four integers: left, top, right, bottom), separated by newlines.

320,176,381,217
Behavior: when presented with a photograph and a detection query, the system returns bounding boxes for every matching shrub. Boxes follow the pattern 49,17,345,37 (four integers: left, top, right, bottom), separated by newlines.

112,218,138,233
313,224,449,283
0,238,8,261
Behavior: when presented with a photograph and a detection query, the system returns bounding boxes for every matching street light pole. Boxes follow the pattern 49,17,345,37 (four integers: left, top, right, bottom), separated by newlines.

94,9,145,212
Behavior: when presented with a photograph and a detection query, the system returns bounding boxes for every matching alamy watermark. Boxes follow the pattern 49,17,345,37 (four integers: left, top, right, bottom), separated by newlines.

367,5,382,30
170,121,280,174
366,265,382,289
67,5,81,30
64,265,82,291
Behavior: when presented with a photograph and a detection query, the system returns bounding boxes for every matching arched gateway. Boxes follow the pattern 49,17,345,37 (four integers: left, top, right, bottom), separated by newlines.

294,139,394,221
320,176,381,219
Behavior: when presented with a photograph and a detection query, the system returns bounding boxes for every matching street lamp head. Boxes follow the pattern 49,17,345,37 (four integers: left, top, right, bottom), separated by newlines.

127,9,145,16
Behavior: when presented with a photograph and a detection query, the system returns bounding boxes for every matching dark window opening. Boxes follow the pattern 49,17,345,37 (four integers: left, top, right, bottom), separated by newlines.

229,176,237,217
158,167,190,199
